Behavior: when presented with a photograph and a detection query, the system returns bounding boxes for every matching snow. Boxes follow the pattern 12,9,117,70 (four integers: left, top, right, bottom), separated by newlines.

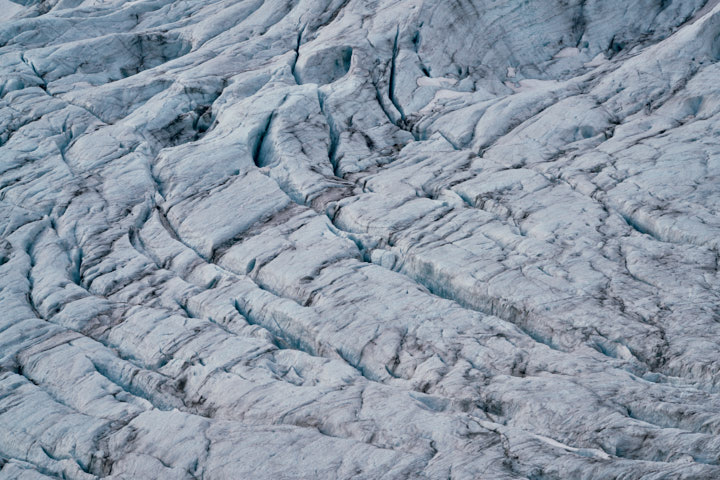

2,0,720,478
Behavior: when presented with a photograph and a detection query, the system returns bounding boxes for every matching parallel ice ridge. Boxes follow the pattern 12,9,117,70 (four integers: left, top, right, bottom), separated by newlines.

1,0,720,478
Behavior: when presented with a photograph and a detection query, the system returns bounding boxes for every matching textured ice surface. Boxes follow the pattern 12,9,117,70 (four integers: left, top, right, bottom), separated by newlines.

2,0,720,478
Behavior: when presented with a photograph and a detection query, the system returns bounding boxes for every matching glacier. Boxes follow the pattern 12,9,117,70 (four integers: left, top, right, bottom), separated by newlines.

1,0,720,478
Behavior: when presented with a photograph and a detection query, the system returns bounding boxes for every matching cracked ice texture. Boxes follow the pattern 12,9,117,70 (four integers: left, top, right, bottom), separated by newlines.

2,0,720,478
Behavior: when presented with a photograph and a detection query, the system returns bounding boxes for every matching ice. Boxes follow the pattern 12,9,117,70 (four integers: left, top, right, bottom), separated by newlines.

2,0,720,478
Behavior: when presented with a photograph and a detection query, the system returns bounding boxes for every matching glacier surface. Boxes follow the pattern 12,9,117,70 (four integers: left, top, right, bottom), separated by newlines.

2,0,720,478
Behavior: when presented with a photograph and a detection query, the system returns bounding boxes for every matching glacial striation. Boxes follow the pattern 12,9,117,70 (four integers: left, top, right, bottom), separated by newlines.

2,0,720,478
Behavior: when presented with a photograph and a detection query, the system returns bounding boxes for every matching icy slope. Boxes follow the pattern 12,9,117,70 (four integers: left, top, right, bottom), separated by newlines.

1,0,720,478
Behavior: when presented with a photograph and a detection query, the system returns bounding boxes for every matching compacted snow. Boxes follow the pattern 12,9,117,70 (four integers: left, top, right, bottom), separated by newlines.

2,0,720,478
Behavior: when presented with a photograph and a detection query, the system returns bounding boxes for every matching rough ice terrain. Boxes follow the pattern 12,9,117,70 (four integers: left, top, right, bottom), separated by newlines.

1,0,720,478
